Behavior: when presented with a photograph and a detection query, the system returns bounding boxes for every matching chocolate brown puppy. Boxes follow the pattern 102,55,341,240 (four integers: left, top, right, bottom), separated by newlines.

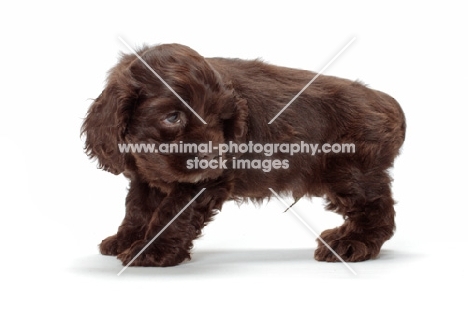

82,44,406,266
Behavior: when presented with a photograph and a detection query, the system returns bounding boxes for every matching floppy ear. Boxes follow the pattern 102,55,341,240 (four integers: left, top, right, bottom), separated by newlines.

221,93,249,143
81,78,136,175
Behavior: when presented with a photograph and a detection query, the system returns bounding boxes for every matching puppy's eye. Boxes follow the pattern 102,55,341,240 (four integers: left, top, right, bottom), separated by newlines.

164,112,181,124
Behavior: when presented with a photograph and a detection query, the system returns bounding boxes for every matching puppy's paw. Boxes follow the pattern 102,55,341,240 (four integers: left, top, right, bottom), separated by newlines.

99,234,119,256
117,240,190,267
314,239,372,262
314,228,379,262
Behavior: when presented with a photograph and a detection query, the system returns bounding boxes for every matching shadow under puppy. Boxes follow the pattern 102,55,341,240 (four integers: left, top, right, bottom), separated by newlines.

82,44,406,266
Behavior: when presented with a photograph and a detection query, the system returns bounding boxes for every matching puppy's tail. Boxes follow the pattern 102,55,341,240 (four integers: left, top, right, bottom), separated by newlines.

377,90,406,151
398,101,406,145
392,96,406,149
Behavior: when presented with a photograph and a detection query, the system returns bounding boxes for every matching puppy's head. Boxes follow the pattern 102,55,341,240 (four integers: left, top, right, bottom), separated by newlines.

82,44,247,186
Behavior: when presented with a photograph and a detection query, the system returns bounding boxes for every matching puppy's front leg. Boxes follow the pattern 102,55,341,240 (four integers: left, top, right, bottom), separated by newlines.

117,185,226,267
100,178,165,256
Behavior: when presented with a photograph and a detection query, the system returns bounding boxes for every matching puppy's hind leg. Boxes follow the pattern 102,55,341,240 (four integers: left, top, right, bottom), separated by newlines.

315,169,395,262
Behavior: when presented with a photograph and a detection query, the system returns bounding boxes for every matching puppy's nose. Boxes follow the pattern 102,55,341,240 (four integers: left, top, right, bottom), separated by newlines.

198,152,218,161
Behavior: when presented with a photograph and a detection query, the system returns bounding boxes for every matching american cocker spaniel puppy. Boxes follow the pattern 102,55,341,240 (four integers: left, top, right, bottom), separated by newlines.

82,43,406,266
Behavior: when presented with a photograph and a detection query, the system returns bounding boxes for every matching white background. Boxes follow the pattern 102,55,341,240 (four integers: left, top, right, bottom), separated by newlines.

1,1,466,310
